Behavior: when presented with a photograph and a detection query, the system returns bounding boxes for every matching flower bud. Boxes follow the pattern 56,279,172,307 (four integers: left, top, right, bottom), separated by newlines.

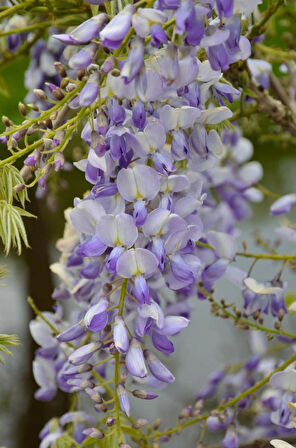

18,102,27,116
54,61,67,77
82,428,104,440
33,89,48,100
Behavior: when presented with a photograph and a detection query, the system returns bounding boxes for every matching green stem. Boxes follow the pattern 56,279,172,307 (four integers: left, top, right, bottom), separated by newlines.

204,290,296,340
27,296,59,336
0,83,84,142
247,0,285,40
0,0,35,20
236,252,296,260
196,241,296,261
27,296,114,397
114,279,128,443
151,351,296,440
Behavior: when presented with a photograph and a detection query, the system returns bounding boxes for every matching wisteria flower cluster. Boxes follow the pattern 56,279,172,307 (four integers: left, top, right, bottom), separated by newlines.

1,0,296,447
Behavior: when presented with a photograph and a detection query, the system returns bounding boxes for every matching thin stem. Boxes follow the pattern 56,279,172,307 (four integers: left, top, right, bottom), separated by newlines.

203,290,296,340
0,0,35,20
151,351,296,440
247,0,285,40
236,251,296,260
196,241,296,261
0,83,84,141
114,279,128,443
27,296,59,336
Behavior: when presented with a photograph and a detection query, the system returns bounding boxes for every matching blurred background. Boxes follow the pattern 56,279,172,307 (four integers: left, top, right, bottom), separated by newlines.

0,4,296,446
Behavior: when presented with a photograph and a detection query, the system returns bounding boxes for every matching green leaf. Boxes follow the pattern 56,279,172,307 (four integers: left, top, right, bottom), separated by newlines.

0,201,35,254
0,333,20,364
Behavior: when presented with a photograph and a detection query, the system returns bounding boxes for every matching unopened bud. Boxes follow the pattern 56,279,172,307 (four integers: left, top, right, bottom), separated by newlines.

18,102,27,116
106,417,115,426
77,69,86,80
52,87,64,100
133,418,148,429
82,428,104,440
54,61,67,77
132,389,158,400
60,77,70,89
274,321,281,330
153,418,162,430
33,89,47,100
2,115,12,127
14,183,26,193
95,403,108,412
27,103,39,112
20,165,33,182
45,119,53,129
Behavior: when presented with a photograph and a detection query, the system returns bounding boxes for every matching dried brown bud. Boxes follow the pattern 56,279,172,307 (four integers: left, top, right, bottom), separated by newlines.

274,321,281,330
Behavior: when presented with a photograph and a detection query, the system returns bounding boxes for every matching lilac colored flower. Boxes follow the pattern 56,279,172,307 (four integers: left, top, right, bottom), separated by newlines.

216,0,233,17
82,428,104,439
108,98,126,125
121,37,144,84
53,14,107,45
132,8,167,38
114,316,129,353
33,357,57,401
69,43,98,70
69,341,102,365
96,213,138,248
79,71,99,107
117,165,160,202
57,322,86,342
151,330,174,354
157,316,189,336
133,275,151,304
116,248,158,279
117,384,130,416
100,5,134,50
132,389,158,399
144,350,175,383
132,101,146,130
270,194,296,216
125,338,147,378
222,426,239,448
84,298,109,332
150,24,168,48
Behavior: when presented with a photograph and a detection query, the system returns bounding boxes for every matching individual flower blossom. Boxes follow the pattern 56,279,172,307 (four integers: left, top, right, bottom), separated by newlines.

99,5,134,49
247,58,272,90
53,14,107,45
270,194,296,216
